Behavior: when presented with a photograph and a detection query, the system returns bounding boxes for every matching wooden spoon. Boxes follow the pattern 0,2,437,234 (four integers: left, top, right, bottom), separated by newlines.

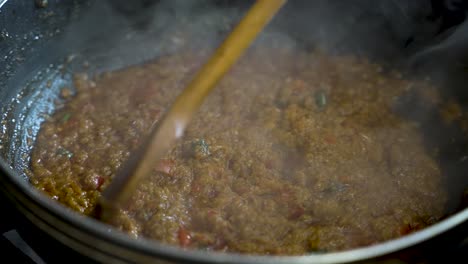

98,0,287,221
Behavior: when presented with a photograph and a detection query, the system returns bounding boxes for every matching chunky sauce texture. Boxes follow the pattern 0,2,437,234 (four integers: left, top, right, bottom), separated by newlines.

29,48,447,255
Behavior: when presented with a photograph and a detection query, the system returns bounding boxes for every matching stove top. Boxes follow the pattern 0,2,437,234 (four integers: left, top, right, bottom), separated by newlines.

0,194,44,264
0,194,96,264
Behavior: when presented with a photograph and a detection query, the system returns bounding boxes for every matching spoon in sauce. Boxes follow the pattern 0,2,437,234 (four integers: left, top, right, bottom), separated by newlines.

97,0,287,221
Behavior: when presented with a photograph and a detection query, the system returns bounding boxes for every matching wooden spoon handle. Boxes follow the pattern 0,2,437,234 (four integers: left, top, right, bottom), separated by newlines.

99,0,287,219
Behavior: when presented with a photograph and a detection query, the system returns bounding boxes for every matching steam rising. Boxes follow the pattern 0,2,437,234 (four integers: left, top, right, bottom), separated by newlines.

60,0,449,68
54,0,468,207
42,0,468,214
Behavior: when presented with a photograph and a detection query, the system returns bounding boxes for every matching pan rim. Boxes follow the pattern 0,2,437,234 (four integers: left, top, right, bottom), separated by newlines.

1,157,467,264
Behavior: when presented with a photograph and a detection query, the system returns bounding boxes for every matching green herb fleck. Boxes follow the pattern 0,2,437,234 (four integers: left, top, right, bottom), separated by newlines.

323,182,348,195
192,138,210,158
57,147,73,159
314,90,327,111
61,113,71,123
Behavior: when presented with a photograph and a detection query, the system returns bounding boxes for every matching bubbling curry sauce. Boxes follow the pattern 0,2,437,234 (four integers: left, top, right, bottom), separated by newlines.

29,48,447,255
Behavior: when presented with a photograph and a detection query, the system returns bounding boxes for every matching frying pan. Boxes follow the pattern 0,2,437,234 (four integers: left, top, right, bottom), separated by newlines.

0,0,467,263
